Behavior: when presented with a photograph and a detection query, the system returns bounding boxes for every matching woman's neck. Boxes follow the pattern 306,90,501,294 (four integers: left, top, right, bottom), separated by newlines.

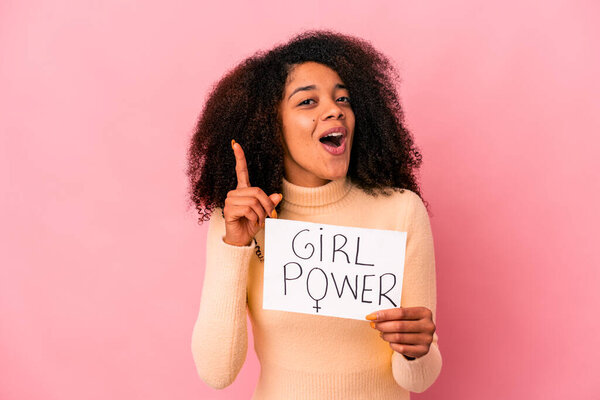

279,175,354,215
282,173,331,188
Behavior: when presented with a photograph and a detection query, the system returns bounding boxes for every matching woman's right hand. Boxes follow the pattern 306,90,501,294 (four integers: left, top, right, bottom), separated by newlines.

223,140,282,247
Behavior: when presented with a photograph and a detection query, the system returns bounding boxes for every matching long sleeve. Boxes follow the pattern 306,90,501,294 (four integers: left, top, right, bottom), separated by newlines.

191,208,254,389
391,192,443,393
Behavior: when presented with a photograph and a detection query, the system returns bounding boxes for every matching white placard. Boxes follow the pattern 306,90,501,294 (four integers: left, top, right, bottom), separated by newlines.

263,218,407,320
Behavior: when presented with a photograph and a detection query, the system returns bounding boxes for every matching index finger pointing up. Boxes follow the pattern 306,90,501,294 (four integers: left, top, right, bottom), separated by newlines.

232,140,250,188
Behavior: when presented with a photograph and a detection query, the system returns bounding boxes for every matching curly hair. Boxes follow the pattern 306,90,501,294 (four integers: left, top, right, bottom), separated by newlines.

186,29,426,224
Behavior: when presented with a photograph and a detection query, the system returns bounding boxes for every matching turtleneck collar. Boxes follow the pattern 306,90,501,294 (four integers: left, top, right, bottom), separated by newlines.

279,175,355,215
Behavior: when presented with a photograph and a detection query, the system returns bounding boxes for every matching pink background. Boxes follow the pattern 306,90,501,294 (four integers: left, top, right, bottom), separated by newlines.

1,1,599,399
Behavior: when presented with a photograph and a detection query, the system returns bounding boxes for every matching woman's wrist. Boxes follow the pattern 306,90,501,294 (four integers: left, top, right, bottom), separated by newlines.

222,236,252,247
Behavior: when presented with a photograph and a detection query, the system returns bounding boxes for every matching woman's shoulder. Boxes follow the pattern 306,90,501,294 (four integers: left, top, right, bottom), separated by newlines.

350,183,423,210
349,184,428,229
205,206,226,236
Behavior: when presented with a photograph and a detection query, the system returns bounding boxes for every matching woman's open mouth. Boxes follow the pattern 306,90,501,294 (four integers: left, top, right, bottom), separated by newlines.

319,131,346,155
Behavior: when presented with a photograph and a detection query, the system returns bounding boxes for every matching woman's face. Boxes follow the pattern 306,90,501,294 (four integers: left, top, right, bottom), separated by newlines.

278,62,355,187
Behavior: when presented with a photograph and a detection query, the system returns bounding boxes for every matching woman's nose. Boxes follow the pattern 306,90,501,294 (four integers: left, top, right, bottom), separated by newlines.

322,100,344,120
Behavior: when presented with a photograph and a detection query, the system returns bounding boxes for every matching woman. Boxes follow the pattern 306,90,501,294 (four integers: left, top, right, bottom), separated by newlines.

188,30,442,399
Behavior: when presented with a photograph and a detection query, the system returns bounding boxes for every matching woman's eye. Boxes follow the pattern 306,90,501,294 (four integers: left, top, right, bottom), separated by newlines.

298,97,350,106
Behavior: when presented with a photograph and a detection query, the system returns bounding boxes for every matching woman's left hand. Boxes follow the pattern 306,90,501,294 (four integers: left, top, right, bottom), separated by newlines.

365,307,436,359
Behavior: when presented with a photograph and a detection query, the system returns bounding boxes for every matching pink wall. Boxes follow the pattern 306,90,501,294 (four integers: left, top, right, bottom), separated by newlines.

1,1,598,399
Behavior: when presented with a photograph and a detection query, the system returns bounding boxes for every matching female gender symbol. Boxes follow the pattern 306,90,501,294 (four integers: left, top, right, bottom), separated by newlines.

306,267,328,313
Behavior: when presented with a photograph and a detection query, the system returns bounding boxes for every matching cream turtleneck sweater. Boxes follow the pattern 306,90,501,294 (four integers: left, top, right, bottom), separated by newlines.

191,176,442,399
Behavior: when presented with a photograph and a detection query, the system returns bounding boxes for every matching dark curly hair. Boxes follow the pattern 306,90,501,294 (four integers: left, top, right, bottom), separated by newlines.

187,29,426,224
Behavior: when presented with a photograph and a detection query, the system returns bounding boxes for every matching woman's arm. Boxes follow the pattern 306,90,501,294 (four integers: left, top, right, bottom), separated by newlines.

191,208,254,389
391,192,443,393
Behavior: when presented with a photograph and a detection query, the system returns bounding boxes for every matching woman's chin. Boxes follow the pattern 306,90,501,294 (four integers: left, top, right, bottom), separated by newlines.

285,162,350,186
321,166,349,181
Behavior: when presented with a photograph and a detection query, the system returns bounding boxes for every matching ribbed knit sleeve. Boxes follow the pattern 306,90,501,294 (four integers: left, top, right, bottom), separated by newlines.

191,209,254,389
391,192,443,393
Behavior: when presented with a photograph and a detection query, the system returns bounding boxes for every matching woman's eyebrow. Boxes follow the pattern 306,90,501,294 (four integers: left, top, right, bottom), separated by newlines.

287,83,347,101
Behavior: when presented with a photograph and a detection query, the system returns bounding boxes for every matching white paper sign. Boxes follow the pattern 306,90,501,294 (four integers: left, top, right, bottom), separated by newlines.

263,218,407,320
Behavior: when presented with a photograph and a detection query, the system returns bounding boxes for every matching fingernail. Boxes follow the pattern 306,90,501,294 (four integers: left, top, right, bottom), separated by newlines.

365,312,377,321
370,322,375,329
278,193,283,202
271,209,278,219
261,221,265,228
231,139,236,150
